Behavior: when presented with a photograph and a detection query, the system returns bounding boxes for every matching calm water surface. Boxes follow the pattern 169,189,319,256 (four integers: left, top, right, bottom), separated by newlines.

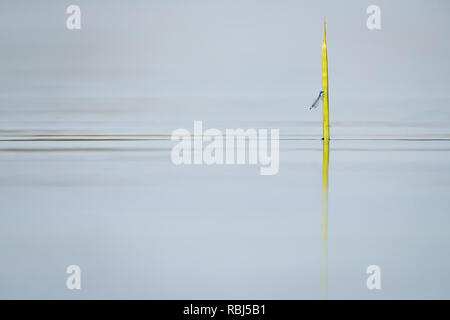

1,0,450,299
1,99,449,299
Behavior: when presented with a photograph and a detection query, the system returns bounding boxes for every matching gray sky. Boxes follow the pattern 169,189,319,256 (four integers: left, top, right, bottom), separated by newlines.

0,0,449,127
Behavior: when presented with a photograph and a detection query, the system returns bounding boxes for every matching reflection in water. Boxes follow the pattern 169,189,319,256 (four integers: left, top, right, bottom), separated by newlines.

322,139,330,299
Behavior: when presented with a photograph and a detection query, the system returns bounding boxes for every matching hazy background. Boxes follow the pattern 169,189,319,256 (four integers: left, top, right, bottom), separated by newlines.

0,0,449,299
1,0,450,130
